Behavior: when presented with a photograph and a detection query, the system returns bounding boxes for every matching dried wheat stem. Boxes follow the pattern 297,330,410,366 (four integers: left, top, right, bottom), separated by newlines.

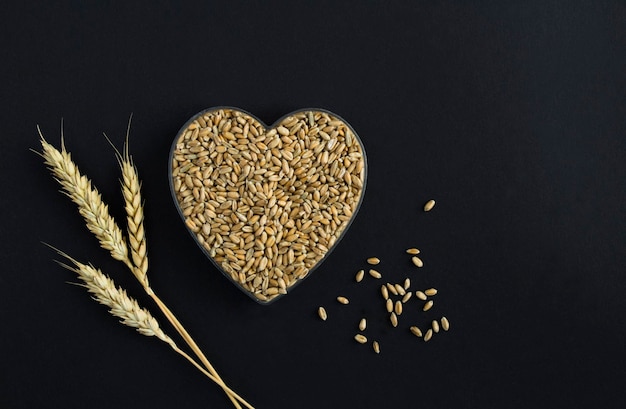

170,345,253,408
53,250,174,347
36,128,131,269
53,249,251,407
113,132,243,408
147,291,247,404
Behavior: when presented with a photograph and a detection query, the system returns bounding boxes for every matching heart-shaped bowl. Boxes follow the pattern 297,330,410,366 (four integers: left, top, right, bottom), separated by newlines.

169,107,368,304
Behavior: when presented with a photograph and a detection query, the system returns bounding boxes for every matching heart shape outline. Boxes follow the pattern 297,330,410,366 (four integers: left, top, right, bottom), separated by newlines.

169,107,368,304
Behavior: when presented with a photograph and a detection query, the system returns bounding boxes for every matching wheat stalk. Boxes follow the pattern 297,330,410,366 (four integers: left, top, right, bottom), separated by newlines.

49,246,248,402
53,247,174,345
110,119,247,409
36,125,253,409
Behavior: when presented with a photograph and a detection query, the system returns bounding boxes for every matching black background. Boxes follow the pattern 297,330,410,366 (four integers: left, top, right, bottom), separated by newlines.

1,1,625,408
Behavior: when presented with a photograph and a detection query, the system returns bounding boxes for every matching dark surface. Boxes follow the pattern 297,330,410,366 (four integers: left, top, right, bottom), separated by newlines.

1,1,625,408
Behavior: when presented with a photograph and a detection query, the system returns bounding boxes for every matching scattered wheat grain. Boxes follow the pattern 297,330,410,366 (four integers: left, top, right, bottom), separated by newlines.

386,298,393,313
394,300,403,315
423,199,436,212
412,256,424,268
432,320,440,333
410,326,423,337
390,312,398,327
381,285,389,300
318,306,327,321
424,329,433,342
415,290,427,300
441,316,450,331
367,257,380,265
337,296,349,305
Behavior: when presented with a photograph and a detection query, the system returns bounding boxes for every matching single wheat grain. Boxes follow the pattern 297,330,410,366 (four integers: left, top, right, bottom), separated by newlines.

412,256,424,268
415,290,427,300
424,329,433,342
337,296,349,305
432,320,440,333
318,306,328,321
367,257,380,265
390,312,398,327
410,326,423,337
441,316,450,331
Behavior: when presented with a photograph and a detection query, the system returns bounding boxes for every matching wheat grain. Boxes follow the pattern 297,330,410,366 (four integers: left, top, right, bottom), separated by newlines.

432,320,440,333
390,312,398,327
318,306,328,321
337,296,349,305
406,248,420,255
441,316,450,331
424,329,433,342
411,256,424,268
410,326,423,337
359,318,367,331
369,269,382,279
415,290,427,300
394,300,403,315
372,341,380,354
423,200,436,212
424,288,438,296
367,257,380,265
354,334,367,344
355,269,365,282
423,300,434,311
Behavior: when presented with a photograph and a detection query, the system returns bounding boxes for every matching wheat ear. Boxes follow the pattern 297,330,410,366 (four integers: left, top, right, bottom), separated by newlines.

113,125,249,409
35,126,132,271
49,247,248,402
113,120,149,287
